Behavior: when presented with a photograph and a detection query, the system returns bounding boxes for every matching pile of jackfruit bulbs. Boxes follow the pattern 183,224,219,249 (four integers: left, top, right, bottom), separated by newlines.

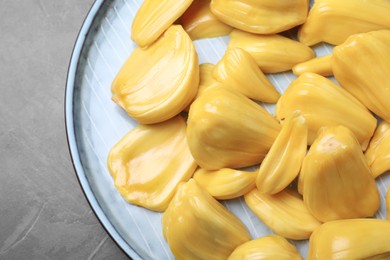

107,0,390,259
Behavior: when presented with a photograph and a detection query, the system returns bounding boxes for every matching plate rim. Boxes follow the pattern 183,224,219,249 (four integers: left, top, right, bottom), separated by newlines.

64,0,138,258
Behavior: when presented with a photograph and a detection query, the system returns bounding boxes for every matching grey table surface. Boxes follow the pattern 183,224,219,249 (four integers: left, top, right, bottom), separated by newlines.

0,1,129,259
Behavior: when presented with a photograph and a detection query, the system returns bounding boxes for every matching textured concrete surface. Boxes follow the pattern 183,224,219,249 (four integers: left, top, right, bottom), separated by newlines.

0,1,129,259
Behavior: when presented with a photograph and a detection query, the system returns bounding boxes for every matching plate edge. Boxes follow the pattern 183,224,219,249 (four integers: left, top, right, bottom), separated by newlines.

64,0,140,259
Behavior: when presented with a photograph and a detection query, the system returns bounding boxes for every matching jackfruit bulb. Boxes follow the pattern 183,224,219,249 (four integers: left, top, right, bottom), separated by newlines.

301,126,380,222
162,179,251,260
112,25,199,124
187,84,280,170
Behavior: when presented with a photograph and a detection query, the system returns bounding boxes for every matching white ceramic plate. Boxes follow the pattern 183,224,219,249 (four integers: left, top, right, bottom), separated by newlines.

65,1,390,259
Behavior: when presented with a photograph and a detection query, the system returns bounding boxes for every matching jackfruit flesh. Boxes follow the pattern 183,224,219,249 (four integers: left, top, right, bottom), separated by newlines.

292,54,333,77
333,30,390,123
131,0,193,47
256,111,308,195
308,219,390,260
187,84,280,170
365,121,390,178
185,63,216,112
111,2,390,259
107,116,197,211
245,188,322,240
162,179,251,260
213,47,280,103
228,30,315,73
228,235,303,260
210,0,308,34
276,72,377,150
298,0,390,46
301,126,380,222
111,25,199,124
181,0,232,40
195,63,216,96
193,168,256,200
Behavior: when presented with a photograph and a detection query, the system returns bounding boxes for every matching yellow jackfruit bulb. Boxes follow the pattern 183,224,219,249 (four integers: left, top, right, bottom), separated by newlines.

308,219,390,260
184,63,216,112
276,73,376,150
131,0,193,47
256,111,308,195
107,116,197,212
298,0,390,46
162,179,251,260
213,48,280,103
245,188,321,240
228,30,315,73
301,125,380,222
292,54,333,77
196,63,216,96
228,235,303,260
333,30,390,122
193,168,256,200
210,0,308,34
365,121,390,178
187,84,280,170
111,25,199,124
181,0,232,40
